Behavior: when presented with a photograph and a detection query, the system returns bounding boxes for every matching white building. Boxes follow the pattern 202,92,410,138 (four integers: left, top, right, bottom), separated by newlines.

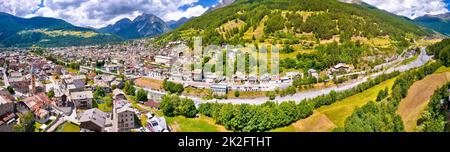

154,55,173,66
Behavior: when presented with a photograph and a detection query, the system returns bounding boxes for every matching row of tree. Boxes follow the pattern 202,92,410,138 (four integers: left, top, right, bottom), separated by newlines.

427,38,450,66
198,101,314,132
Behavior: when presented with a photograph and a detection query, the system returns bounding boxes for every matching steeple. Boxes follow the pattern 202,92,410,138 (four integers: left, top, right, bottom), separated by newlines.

30,64,36,96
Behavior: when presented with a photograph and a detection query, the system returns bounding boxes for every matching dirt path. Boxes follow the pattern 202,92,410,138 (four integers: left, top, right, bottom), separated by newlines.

397,72,450,132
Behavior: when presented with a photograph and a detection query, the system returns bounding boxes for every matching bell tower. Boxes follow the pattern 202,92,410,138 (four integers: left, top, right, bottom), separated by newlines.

30,64,36,96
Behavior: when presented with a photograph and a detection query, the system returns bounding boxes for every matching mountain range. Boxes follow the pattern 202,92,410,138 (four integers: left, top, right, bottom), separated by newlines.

98,13,171,40
0,12,121,48
0,0,449,48
414,13,450,36
167,17,192,29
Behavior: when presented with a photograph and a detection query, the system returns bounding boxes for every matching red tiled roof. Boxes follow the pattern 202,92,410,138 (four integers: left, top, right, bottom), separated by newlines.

144,100,160,108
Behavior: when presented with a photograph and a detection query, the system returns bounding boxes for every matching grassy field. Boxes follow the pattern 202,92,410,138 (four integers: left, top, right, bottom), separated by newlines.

271,77,397,132
436,66,450,73
272,111,336,132
227,91,267,99
134,78,163,90
67,68,79,74
164,115,228,132
397,72,450,132
184,87,211,97
98,103,112,112
317,77,397,127
56,122,80,132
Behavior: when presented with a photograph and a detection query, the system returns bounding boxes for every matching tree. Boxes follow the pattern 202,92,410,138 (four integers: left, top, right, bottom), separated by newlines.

162,79,184,95
123,80,135,96
136,88,148,102
183,98,198,118
266,91,276,100
47,90,55,98
376,87,388,102
13,111,35,132
93,87,106,99
160,94,198,117
234,90,240,97
439,46,450,66
7,86,15,95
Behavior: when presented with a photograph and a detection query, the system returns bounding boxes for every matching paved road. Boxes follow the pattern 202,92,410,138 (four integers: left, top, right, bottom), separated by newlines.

191,47,432,105
46,117,65,132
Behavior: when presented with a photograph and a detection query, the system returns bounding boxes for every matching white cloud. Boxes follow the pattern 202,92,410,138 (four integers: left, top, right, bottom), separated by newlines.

344,0,449,19
0,0,210,28
2,0,448,29
164,5,209,21
0,0,41,16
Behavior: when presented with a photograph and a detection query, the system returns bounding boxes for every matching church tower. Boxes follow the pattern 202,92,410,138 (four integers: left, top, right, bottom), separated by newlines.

30,64,36,96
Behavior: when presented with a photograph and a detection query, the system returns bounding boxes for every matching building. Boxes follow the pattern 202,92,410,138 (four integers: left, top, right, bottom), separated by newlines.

113,100,135,132
0,91,16,132
70,91,93,109
308,69,319,79
211,85,228,96
104,64,122,73
0,91,15,116
113,89,126,100
22,93,56,123
154,55,173,65
144,100,160,110
146,116,169,132
79,108,109,132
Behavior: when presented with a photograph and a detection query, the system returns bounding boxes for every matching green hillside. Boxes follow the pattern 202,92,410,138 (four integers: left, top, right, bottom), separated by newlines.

156,0,434,75
158,0,431,46
0,12,122,47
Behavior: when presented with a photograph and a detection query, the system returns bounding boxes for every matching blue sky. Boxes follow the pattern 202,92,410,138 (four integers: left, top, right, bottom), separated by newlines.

446,0,450,9
0,0,449,28
179,0,220,11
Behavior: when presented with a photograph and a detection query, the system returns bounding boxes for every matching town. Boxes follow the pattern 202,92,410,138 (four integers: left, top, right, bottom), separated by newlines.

0,45,169,132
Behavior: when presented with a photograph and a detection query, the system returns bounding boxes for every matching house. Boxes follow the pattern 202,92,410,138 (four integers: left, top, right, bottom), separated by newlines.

79,108,110,132
72,75,87,83
67,80,85,92
0,91,15,116
113,100,136,132
192,69,203,81
330,63,352,74
0,112,16,132
308,69,319,79
10,80,30,95
154,55,173,65
146,116,169,132
22,93,56,123
70,91,93,109
113,89,126,100
211,85,228,96
144,100,160,110
248,75,258,84
94,81,112,93
104,64,122,73
0,91,16,132
204,72,217,84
